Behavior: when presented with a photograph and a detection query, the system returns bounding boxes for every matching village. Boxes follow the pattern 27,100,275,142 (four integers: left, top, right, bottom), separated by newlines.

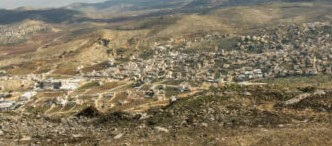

0,22,331,114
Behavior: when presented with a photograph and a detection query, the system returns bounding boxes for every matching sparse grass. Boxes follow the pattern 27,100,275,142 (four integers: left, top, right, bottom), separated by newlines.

139,49,154,60
165,87,181,97
35,91,66,98
79,81,100,90
161,79,184,86
47,74,73,79
262,75,332,89
81,62,109,73
99,82,120,90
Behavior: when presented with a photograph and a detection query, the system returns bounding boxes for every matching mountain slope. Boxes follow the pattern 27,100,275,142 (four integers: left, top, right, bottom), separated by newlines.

0,8,82,25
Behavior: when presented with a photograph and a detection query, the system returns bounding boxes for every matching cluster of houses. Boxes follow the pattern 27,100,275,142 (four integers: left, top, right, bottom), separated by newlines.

83,22,332,85
0,77,83,111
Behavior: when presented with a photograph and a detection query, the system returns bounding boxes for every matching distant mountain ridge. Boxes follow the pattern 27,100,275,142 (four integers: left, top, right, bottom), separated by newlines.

67,0,323,12
66,0,192,10
0,0,328,25
0,8,80,25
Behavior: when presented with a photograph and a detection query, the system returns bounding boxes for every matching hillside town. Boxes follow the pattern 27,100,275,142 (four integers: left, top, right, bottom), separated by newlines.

87,22,332,82
0,22,331,113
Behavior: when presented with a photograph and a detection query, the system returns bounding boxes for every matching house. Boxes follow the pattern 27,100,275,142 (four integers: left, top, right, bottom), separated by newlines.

145,89,155,98
37,79,81,90
60,79,80,90
20,91,37,101
179,82,191,92
237,74,246,81
0,101,16,110
305,68,318,75
103,92,114,98
37,81,61,90
326,67,332,74
0,93,11,99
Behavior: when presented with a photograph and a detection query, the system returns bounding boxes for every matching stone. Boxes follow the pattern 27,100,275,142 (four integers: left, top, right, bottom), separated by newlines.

20,136,32,141
72,134,82,138
139,113,150,120
284,93,311,105
155,126,169,133
0,130,4,136
314,90,326,96
114,133,124,140
277,124,284,128
244,92,252,96
170,96,177,103
201,123,208,127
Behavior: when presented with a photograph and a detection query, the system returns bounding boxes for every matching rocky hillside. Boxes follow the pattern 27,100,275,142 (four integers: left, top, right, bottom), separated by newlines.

0,81,331,145
0,21,51,45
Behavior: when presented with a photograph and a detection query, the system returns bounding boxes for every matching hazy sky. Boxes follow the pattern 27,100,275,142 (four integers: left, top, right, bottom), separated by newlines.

0,0,107,9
